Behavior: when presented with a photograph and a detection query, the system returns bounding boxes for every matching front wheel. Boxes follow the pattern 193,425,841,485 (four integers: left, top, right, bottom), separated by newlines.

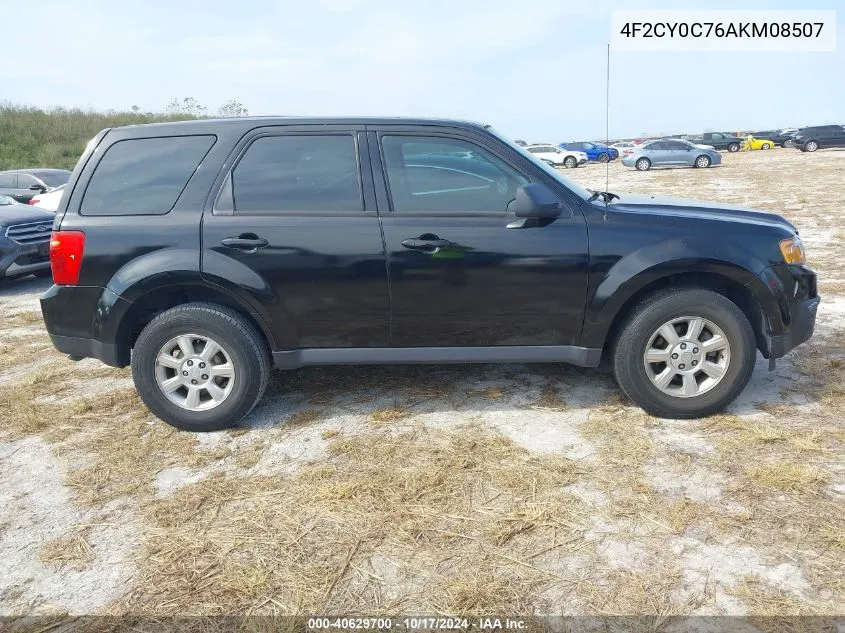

694,155,711,168
131,302,270,431
635,157,651,171
727,143,740,153
613,289,756,419
563,156,578,169
761,143,771,150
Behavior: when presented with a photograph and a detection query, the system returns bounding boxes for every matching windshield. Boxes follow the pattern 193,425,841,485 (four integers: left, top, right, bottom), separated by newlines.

487,127,592,201
0,194,15,205
34,171,70,188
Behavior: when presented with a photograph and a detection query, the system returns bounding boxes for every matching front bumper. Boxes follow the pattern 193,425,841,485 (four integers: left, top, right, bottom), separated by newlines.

0,236,50,278
769,295,819,359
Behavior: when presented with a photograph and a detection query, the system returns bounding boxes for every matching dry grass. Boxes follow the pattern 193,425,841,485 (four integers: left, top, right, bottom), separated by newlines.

38,531,96,570
744,462,829,494
370,406,410,424
125,425,591,615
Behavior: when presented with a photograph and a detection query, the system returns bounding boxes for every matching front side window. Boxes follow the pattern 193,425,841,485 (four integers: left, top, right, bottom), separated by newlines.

81,135,215,216
381,135,527,214
232,135,361,213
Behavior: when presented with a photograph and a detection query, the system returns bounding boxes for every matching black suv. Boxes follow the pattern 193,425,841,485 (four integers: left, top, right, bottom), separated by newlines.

792,125,845,152
40,118,819,431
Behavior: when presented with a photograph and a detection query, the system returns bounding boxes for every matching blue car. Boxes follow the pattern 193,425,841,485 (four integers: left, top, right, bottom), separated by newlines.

558,141,618,162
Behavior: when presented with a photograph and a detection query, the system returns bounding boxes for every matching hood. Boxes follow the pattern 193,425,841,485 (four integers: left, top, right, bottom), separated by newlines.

608,192,797,232
0,202,55,226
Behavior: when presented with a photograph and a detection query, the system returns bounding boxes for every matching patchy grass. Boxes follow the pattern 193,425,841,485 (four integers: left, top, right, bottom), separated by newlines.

744,462,829,494
127,425,590,614
38,531,96,570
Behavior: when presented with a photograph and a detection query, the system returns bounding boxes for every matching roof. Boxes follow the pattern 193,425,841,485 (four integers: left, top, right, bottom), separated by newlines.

115,116,491,132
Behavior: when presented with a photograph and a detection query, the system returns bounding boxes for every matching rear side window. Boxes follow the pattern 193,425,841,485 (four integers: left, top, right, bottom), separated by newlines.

231,135,361,213
0,174,16,188
81,135,215,216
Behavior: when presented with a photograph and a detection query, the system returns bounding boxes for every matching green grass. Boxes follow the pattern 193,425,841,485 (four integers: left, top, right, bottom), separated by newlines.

0,103,199,170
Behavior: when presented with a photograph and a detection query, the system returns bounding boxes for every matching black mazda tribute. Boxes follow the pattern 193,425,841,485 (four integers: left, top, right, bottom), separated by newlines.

40,118,819,431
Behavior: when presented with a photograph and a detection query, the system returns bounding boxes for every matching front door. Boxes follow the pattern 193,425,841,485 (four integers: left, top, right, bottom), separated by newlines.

370,130,589,348
201,128,389,350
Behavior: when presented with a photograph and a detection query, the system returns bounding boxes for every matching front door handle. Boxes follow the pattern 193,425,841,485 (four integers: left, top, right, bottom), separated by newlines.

221,235,269,251
401,236,453,252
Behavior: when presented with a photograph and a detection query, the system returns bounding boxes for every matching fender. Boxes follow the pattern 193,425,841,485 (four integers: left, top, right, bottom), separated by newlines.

581,237,781,348
95,247,279,353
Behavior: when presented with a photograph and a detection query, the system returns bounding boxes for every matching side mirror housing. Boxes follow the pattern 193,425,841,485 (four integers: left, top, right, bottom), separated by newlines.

514,183,562,219
29,184,45,191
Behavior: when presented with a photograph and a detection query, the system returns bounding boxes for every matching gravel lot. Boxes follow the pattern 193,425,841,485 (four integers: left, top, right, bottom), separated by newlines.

1,148,843,618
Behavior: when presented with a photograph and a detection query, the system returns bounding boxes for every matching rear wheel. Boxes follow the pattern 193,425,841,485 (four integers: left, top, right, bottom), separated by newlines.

727,143,740,153
613,289,756,419
635,157,651,171
563,156,578,169
597,152,610,163
131,302,270,431
805,140,819,152
694,155,711,168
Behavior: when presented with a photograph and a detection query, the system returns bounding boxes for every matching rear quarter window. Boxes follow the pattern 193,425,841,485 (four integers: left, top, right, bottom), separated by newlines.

80,135,216,216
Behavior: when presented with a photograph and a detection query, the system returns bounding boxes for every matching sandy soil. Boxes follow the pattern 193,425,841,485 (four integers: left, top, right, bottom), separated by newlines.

0,148,842,618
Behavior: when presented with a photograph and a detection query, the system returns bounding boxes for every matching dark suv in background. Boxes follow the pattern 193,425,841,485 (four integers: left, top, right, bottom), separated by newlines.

41,118,819,431
791,125,845,152
0,168,71,203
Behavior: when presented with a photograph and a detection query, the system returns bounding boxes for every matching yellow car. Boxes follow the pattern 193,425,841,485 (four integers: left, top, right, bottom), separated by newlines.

744,137,776,150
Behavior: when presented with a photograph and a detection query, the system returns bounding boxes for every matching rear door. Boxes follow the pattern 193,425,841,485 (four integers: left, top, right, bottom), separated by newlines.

201,126,389,350
368,126,589,348
646,141,670,165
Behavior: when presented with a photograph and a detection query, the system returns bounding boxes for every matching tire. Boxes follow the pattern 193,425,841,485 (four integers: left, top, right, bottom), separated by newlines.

635,157,651,171
131,302,270,432
727,143,740,153
597,152,610,163
805,140,818,152
761,143,771,150
783,140,794,149
563,156,578,169
694,155,711,168
612,289,756,419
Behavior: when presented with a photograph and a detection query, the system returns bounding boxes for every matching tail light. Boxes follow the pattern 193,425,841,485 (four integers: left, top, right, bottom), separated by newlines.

50,231,85,285
28,198,39,205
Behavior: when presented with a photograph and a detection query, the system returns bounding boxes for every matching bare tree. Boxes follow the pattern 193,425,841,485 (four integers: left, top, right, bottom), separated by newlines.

165,97,208,117
216,100,249,118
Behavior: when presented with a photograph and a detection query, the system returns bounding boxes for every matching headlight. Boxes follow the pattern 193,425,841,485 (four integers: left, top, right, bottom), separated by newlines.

779,236,807,265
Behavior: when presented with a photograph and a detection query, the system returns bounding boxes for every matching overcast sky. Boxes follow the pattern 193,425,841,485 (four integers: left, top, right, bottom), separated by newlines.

5,0,842,141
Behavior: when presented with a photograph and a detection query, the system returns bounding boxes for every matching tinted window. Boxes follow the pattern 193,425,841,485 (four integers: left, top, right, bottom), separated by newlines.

35,171,70,188
527,147,543,154
381,135,527,214
232,135,361,213
666,141,688,150
646,141,666,150
82,135,215,216
0,174,15,188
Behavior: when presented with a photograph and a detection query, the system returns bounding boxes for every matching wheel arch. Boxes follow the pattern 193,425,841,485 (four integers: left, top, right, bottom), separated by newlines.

596,271,769,365
111,283,276,367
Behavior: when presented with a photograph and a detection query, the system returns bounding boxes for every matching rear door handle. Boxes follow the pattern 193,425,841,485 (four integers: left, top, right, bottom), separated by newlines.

221,235,269,250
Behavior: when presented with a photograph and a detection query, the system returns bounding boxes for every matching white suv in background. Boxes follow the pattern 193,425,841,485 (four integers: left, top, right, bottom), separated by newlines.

525,144,588,168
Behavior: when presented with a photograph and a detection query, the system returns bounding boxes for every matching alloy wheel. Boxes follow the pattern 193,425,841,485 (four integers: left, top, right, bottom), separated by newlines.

643,316,731,399
154,334,236,411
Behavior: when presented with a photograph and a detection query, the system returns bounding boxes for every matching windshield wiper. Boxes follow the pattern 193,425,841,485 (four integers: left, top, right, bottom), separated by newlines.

586,189,619,203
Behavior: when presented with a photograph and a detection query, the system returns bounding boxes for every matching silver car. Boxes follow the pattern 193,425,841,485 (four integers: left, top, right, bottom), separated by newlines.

621,139,722,171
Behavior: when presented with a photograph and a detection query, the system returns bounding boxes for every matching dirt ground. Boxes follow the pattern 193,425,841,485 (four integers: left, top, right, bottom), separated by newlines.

1,148,843,618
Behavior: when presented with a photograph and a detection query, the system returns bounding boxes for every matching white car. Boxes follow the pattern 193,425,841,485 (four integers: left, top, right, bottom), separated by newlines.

525,144,588,168
29,184,65,212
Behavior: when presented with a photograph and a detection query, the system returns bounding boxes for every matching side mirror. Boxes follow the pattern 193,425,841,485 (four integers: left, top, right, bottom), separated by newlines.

29,184,45,191
513,183,562,219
